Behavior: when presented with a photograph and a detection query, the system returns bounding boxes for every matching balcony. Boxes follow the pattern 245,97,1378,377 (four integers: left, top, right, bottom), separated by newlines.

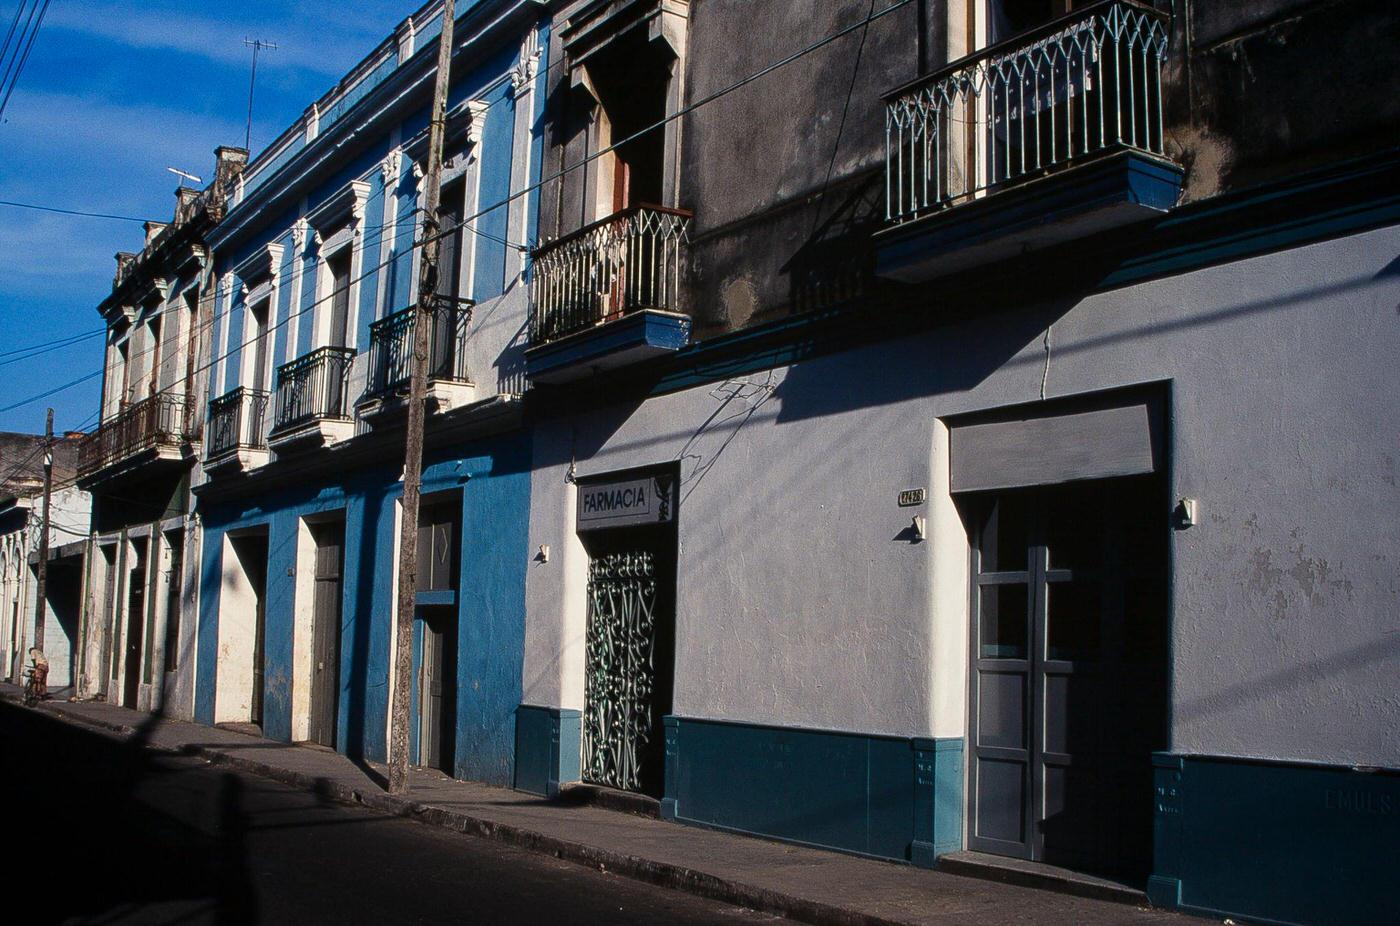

357,299,476,424
205,387,270,474
526,205,692,384
875,1,1183,283
76,393,196,485
267,346,356,452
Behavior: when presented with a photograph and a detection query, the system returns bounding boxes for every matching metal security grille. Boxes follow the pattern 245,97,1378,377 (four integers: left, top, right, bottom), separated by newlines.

583,549,658,792
885,0,1170,222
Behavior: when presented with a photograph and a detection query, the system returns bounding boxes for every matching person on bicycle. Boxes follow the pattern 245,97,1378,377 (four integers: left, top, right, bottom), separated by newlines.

26,647,48,700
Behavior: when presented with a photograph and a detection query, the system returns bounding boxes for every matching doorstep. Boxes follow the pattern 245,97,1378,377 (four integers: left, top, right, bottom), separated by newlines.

936,851,1148,906
555,781,663,818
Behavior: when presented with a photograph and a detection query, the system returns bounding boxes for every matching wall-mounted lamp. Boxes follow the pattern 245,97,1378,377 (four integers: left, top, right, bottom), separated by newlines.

1173,498,1198,529
536,544,550,563
910,516,927,542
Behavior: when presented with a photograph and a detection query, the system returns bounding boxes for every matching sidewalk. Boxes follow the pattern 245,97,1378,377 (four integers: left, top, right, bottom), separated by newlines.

1,687,1186,926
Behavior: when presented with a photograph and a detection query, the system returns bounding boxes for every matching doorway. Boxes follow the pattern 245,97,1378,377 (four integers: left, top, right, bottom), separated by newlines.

415,605,458,774
966,475,1167,881
227,531,269,728
309,520,345,748
579,524,677,797
122,538,148,707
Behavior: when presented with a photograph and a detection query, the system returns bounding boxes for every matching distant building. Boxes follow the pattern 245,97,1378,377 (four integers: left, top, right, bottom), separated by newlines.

0,431,89,687
74,145,246,715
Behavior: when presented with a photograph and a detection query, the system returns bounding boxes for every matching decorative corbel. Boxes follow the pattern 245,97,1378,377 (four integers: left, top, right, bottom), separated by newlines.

465,100,491,147
380,149,403,189
510,30,540,97
291,218,309,253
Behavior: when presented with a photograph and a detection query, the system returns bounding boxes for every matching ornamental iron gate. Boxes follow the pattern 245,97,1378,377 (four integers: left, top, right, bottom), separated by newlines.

583,549,659,792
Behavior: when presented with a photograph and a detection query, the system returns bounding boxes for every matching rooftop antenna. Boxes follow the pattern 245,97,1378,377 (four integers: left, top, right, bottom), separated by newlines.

243,37,278,152
166,166,203,185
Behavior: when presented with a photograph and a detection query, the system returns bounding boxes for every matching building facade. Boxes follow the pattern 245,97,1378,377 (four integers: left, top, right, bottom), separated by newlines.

74,145,246,716
0,432,89,688
52,2,1398,925
512,1,1400,924
192,0,547,781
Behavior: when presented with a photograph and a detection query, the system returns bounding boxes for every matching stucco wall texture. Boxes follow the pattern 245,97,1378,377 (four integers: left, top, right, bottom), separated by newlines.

524,223,1400,769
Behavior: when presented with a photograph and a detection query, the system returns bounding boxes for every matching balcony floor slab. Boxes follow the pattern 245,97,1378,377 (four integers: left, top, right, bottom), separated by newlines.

875,150,1185,284
267,417,355,455
526,309,691,384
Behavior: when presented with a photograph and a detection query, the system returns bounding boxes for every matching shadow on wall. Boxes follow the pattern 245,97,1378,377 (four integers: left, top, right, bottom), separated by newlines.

1175,632,1400,729
773,246,1399,425
344,491,386,763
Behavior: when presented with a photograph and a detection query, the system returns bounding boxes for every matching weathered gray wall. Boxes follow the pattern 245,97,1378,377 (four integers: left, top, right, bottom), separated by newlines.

536,0,1400,335
524,221,1400,767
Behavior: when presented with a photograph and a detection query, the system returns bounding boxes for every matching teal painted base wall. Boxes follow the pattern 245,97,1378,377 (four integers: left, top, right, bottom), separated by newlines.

514,704,581,797
1152,753,1400,925
662,716,962,865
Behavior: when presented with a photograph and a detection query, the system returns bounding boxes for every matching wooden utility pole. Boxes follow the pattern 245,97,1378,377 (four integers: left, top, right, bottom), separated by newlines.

32,407,53,653
388,0,456,796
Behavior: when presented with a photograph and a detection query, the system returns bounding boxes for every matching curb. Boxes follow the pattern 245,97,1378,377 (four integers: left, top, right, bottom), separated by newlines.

7,696,911,926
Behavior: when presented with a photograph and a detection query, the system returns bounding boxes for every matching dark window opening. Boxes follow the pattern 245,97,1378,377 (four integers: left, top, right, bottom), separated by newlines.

436,183,465,300
587,31,671,215
327,250,352,348
417,495,462,594
163,530,183,672
249,298,271,393
989,0,1073,42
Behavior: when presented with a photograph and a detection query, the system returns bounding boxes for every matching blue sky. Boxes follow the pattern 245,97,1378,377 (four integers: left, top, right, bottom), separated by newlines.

0,0,418,434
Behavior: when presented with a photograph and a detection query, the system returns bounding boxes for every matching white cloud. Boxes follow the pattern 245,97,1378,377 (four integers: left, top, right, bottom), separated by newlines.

44,2,401,78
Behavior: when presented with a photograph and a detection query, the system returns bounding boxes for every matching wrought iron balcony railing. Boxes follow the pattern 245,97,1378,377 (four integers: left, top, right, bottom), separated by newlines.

77,393,194,477
884,0,1170,223
530,205,691,346
365,298,473,397
271,346,355,433
206,387,269,460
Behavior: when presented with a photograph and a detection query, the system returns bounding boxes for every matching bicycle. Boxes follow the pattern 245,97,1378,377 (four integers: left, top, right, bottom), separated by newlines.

21,654,47,707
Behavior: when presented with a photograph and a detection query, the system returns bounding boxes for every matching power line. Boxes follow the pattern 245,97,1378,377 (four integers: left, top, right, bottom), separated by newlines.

0,329,105,366
0,198,154,223
0,0,51,122
0,328,104,359
0,369,102,415
6,3,910,442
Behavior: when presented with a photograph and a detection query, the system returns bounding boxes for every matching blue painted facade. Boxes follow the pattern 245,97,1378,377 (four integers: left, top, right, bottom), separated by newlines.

1151,754,1400,925
514,704,581,797
193,0,550,786
195,434,532,777
653,716,964,866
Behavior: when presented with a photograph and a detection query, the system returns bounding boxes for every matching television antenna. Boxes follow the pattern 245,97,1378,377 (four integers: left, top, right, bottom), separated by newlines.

243,38,279,151
166,167,203,185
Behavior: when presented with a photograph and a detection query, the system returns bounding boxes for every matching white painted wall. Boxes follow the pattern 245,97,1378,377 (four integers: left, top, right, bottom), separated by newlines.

525,223,1400,767
214,533,260,723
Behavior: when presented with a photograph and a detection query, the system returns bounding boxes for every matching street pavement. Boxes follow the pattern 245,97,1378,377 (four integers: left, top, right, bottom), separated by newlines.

3,703,785,925
1,692,1189,926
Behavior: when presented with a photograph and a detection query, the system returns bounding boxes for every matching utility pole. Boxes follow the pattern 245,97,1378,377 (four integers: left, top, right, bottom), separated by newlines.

32,407,53,654
243,38,278,152
388,0,455,796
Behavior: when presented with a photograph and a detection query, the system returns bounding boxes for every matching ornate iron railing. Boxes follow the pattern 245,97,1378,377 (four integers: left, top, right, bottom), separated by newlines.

582,549,659,793
271,346,355,432
364,298,473,397
530,205,691,346
885,0,1170,223
206,387,269,460
77,393,193,476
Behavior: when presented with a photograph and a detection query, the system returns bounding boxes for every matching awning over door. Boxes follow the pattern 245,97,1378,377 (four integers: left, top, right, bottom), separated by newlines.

949,390,1165,494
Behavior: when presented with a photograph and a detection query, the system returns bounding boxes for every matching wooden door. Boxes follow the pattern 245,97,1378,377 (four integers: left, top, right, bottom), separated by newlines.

309,522,344,747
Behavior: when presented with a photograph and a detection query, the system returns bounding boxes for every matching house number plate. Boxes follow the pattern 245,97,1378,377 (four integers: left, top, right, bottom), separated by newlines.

898,488,927,507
